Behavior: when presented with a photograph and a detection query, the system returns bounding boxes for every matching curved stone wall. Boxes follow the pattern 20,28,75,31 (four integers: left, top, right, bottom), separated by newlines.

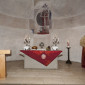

0,0,85,63
0,0,85,19
51,0,85,18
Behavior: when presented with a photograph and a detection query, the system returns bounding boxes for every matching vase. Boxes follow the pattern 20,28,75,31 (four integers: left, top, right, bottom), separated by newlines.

51,45,58,50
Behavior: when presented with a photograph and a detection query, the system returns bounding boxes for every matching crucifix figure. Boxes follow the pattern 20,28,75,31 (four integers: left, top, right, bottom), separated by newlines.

36,4,52,34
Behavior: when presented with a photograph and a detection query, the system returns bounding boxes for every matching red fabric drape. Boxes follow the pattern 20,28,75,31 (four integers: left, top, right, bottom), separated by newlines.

20,50,62,66
82,47,85,68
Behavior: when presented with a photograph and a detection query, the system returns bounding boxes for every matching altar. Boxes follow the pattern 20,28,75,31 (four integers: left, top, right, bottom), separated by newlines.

22,31,62,69
20,50,62,69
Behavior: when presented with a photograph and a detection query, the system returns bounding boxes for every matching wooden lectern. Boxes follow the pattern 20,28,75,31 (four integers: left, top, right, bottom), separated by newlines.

0,50,11,78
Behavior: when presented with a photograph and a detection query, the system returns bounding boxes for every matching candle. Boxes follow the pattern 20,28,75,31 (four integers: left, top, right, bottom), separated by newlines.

29,37,30,40
58,38,59,42
53,36,55,42
67,40,70,47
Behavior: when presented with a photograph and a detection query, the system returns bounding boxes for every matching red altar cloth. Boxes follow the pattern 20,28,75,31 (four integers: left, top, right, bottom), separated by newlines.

20,50,62,66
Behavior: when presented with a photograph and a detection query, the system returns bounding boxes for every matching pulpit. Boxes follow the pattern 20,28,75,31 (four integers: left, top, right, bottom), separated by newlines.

0,50,11,78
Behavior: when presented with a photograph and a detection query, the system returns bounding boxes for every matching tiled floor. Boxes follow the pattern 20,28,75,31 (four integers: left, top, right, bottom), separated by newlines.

0,60,85,84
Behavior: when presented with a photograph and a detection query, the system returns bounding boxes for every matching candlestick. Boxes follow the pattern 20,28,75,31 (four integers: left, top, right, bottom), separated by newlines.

58,38,59,41
67,40,70,47
66,46,72,64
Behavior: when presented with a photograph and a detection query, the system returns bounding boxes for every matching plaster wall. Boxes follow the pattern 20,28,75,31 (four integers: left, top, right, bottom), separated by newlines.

0,14,28,29
0,24,84,62
0,0,85,63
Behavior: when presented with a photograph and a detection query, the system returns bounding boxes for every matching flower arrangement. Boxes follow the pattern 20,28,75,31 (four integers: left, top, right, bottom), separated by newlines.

80,35,85,47
53,37,59,46
51,37,59,50
24,35,30,46
24,35,31,50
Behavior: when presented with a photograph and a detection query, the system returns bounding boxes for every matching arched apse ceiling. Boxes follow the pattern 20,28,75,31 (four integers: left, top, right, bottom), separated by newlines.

0,0,34,19
51,0,85,18
0,0,85,19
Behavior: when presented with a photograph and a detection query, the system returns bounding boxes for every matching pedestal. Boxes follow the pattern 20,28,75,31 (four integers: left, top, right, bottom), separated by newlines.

82,47,85,68
66,47,72,64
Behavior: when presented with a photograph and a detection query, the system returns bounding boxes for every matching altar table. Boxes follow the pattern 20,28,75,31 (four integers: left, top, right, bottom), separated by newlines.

20,50,62,69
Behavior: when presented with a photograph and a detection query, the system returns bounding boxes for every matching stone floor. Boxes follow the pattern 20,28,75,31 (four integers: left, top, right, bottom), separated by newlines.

0,60,85,84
